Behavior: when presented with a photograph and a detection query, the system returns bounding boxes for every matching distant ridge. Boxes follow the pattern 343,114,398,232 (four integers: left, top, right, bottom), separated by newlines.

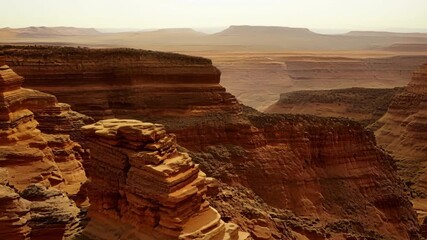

150,28,206,35
1,26,101,37
1,25,427,51
215,25,317,36
346,31,427,38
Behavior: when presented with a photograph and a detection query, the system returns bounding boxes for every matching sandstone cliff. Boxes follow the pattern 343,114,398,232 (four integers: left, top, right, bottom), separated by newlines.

375,64,427,191
0,65,89,239
375,64,427,233
0,45,239,120
80,119,249,240
0,46,422,239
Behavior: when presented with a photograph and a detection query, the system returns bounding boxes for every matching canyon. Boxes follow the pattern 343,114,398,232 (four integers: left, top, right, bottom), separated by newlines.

0,46,423,239
0,65,249,240
265,63,427,236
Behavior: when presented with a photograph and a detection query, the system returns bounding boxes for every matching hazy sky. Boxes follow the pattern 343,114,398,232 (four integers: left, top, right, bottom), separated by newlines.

1,0,427,32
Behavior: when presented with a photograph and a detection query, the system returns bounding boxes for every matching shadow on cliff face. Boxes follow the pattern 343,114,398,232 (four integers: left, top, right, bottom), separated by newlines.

0,45,422,239
140,105,420,239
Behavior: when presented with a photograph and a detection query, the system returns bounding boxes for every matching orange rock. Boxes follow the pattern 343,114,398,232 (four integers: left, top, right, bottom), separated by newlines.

81,119,248,239
0,66,89,239
0,46,422,239
376,63,427,191
0,46,241,120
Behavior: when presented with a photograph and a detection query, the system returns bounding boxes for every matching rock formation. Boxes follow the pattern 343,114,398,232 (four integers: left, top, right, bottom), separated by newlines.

0,46,239,120
375,64,427,236
80,119,249,240
0,46,422,239
375,64,427,191
0,65,89,239
171,107,419,239
0,169,31,240
265,87,402,126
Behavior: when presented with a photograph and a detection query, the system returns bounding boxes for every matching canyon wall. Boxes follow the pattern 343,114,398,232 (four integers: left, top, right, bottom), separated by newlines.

0,46,239,120
375,64,427,194
0,46,422,239
0,65,89,239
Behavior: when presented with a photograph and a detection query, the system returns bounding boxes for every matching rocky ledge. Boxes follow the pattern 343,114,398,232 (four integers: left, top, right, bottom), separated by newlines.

0,45,240,119
375,64,427,192
80,119,249,240
1,46,423,239
0,65,89,239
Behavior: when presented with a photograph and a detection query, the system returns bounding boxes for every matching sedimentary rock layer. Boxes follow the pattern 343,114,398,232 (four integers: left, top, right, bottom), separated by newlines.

375,64,427,191
81,119,248,240
0,46,240,120
0,65,88,239
0,47,421,239
157,107,418,239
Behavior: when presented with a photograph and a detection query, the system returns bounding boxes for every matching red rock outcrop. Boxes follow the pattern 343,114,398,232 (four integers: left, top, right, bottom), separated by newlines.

375,64,427,237
168,108,419,239
0,65,89,239
1,46,421,239
80,119,249,240
0,46,240,120
375,64,427,191
0,169,31,240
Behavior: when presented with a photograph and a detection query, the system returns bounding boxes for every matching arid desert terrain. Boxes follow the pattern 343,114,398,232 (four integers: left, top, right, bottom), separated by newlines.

0,25,426,240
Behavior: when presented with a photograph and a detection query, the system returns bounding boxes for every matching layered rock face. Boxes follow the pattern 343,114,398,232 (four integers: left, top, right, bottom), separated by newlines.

0,46,240,120
375,64,427,191
80,119,248,240
163,108,419,239
0,169,31,240
1,46,421,239
0,65,88,239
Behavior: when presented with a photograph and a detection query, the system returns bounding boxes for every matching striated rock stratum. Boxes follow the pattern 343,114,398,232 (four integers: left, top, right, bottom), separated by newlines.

0,45,239,119
0,46,423,239
375,64,427,190
80,119,249,240
0,65,89,239
375,64,427,231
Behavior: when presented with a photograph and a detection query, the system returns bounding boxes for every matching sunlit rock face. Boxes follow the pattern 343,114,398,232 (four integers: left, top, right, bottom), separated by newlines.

0,46,422,239
0,65,89,239
1,46,240,120
80,119,249,240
